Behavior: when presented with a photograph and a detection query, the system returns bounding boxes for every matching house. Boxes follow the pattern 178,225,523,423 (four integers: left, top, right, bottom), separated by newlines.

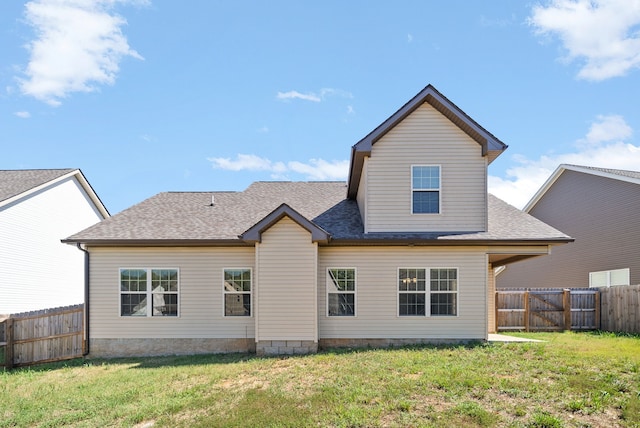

63,85,571,357
497,164,640,289
0,169,109,314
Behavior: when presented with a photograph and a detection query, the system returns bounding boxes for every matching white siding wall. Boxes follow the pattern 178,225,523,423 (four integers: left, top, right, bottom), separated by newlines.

255,217,317,342
364,103,487,232
0,177,104,314
88,247,255,339
318,246,488,340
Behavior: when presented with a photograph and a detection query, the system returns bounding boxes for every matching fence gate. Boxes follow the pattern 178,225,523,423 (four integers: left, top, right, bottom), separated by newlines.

496,289,599,332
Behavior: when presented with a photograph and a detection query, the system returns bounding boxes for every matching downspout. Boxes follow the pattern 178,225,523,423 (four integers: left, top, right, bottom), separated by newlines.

76,243,90,356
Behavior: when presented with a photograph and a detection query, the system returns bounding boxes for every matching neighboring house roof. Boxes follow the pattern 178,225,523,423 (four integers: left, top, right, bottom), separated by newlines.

0,169,110,218
347,84,508,198
524,164,640,212
64,181,570,246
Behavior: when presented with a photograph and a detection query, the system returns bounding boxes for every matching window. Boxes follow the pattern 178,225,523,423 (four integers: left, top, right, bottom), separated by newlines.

224,269,251,316
412,165,440,214
398,268,458,316
589,268,630,287
120,268,179,317
398,268,426,316
327,268,356,316
430,268,458,316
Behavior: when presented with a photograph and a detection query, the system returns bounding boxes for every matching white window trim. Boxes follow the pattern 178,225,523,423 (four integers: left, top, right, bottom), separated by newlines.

429,267,459,317
326,267,357,317
223,268,253,317
589,268,630,288
119,267,180,318
410,164,442,215
397,267,459,317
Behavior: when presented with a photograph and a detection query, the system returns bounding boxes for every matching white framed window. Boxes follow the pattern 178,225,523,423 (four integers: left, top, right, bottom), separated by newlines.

429,268,458,316
398,267,458,316
327,268,356,316
223,268,252,316
589,268,630,287
411,165,440,214
120,268,179,317
398,268,427,316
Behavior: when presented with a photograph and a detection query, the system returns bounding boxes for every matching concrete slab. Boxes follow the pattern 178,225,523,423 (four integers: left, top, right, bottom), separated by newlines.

488,334,544,343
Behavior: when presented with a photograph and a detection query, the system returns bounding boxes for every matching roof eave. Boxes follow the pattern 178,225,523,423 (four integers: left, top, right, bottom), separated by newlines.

61,238,251,247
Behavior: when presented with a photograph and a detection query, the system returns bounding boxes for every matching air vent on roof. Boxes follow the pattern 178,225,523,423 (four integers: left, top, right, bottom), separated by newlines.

210,195,215,206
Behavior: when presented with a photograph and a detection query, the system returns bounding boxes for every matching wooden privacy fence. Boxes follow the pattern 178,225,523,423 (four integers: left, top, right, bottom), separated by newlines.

496,288,600,332
599,284,640,334
0,304,84,369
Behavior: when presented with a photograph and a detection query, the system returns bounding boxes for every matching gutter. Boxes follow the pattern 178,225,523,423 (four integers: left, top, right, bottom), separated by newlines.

76,243,90,356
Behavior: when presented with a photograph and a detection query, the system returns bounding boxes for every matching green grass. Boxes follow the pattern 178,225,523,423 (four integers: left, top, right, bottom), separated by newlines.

1,332,639,427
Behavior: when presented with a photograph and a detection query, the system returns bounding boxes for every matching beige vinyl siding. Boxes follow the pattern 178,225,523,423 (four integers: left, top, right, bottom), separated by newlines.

498,170,640,288
255,217,317,342
318,246,488,340
364,102,487,233
487,262,496,333
356,157,368,228
88,247,255,339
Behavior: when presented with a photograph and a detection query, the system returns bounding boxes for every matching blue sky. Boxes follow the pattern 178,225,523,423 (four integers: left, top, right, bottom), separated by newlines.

2,0,640,214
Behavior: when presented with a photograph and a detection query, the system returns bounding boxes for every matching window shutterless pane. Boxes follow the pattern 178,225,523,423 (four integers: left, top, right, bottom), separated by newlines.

398,268,426,291
328,269,355,291
225,294,251,316
121,294,147,316
412,166,440,189
153,293,178,316
430,293,457,316
412,191,439,214
328,293,355,316
399,293,426,316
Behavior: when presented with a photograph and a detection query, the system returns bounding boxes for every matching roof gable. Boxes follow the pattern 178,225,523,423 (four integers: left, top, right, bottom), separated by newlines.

239,203,330,244
347,84,508,198
524,164,640,212
0,168,109,218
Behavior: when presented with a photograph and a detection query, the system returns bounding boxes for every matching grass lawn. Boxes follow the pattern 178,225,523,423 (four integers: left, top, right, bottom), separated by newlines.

1,331,639,427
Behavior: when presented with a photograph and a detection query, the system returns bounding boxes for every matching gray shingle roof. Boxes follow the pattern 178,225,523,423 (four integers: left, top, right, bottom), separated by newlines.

65,182,570,245
564,164,640,181
0,169,76,203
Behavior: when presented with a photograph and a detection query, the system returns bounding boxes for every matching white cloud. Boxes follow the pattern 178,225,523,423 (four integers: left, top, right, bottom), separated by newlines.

276,87,353,103
209,154,287,174
407,33,413,43
14,111,31,118
18,0,147,106
529,0,640,80
489,114,640,208
208,154,348,181
276,90,321,102
288,159,350,180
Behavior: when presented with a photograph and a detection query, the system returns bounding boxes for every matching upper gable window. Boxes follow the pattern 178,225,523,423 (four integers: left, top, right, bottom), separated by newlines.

412,165,440,214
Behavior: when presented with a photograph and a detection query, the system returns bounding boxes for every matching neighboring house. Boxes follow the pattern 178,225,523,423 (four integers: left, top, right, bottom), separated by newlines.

0,169,109,314
63,85,571,357
497,164,640,289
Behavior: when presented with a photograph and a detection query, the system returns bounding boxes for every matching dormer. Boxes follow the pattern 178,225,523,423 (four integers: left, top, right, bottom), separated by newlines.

347,85,507,233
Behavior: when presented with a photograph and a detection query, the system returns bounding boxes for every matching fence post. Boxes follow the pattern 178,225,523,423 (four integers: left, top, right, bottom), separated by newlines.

594,290,601,330
5,318,14,369
494,291,499,333
563,289,571,331
524,291,530,332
